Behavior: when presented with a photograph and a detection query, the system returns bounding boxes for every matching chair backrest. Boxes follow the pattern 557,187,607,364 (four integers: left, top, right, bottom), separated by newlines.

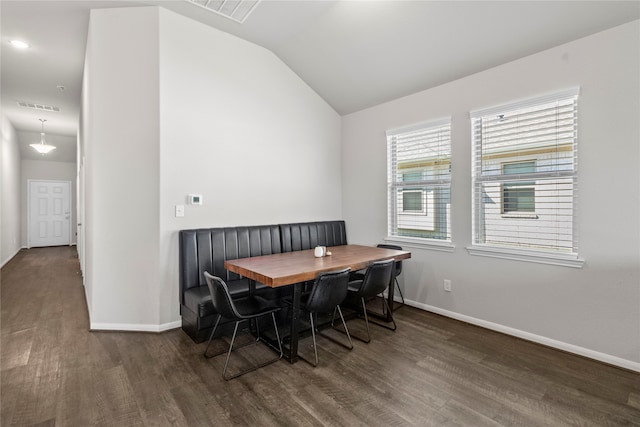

377,244,403,276
203,272,238,320
306,268,351,313
358,259,395,298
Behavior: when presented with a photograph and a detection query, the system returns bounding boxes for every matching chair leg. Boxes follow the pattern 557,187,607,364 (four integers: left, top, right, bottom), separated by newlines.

269,312,284,359
321,306,355,351
349,294,398,343
310,312,319,367
335,305,353,349
361,297,371,343
383,278,405,317
299,312,320,367
221,317,283,380
301,307,354,367
339,297,372,344
205,316,255,359
204,313,283,381
222,321,241,379
204,315,223,358
382,297,397,331
367,295,398,332
395,277,405,305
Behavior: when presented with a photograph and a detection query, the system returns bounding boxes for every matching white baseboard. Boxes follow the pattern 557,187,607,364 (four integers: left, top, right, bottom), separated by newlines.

90,320,181,333
83,286,182,333
406,300,640,373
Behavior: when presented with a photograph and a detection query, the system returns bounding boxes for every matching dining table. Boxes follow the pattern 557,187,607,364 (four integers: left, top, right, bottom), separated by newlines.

224,244,411,363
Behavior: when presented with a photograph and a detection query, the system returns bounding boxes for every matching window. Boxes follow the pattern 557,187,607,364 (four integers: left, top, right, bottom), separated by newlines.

401,171,425,213
403,190,424,212
470,88,580,263
387,118,451,243
502,161,535,214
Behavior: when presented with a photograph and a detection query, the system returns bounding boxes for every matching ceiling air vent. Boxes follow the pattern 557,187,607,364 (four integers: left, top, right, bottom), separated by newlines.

185,0,260,24
17,101,60,113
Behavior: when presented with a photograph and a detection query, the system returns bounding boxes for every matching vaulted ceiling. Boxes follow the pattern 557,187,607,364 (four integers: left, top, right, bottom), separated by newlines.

2,0,638,162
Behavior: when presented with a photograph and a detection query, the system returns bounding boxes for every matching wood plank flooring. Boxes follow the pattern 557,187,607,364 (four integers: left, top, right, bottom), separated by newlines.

2,246,639,426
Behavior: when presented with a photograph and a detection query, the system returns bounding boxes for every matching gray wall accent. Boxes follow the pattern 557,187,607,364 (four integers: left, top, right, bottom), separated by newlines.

342,21,640,368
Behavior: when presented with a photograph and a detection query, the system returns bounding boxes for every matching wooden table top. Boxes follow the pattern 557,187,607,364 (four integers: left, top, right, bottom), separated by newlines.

224,244,411,288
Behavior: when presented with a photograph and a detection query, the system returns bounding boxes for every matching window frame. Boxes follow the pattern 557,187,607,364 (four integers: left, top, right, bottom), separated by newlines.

468,88,584,268
386,118,454,251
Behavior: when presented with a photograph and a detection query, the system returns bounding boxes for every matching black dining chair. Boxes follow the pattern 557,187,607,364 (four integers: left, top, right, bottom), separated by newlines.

347,259,396,343
376,244,405,308
299,268,353,367
203,272,283,380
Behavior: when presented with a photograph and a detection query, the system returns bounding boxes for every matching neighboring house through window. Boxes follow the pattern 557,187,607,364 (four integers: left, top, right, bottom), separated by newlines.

470,88,581,265
387,118,451,243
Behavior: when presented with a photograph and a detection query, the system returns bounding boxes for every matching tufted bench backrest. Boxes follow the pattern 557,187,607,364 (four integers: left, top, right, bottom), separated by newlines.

279,220,347,252
179,225,281,306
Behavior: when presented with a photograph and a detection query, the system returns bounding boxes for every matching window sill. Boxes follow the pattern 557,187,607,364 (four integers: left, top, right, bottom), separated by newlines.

384,236,455,252
466,245,584,268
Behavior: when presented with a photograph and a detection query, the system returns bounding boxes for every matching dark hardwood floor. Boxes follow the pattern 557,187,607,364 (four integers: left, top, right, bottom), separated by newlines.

2,246,639,426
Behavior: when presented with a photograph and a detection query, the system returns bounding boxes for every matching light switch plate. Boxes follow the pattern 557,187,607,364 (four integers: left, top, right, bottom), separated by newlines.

175,205,185,218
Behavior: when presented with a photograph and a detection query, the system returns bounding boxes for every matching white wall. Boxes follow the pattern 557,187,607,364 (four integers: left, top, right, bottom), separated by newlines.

342,21,640,369
81,7,342,329
82,7,161,329
158,9,342,325
1,116,22,266
20,159,77,247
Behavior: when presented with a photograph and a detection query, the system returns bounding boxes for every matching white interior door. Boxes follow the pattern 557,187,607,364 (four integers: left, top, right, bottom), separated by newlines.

28,180,71,247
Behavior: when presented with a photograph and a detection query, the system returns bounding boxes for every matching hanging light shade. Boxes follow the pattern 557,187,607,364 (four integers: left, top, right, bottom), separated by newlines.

30,119,56,154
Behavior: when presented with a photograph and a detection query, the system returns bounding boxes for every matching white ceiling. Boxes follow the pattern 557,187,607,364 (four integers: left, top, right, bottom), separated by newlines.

2,0,639,163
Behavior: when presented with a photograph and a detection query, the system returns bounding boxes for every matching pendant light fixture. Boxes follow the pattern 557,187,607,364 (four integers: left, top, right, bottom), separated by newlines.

30,119,56,154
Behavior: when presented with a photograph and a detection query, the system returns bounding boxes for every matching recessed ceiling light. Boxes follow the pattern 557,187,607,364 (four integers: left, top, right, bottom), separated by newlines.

9,39,30,49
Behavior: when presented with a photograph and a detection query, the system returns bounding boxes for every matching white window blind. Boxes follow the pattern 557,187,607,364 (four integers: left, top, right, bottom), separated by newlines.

387,118,451,242
470,88,579,257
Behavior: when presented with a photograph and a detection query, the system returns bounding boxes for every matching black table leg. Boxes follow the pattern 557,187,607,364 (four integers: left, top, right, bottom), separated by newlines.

287,282,302,363
248,279,257,333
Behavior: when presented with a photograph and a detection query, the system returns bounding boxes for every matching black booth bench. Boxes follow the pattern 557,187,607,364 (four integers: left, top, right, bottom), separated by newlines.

179,221,348,342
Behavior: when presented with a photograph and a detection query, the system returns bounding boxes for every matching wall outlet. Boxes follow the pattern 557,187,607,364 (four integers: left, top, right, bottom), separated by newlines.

444,279,452,292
